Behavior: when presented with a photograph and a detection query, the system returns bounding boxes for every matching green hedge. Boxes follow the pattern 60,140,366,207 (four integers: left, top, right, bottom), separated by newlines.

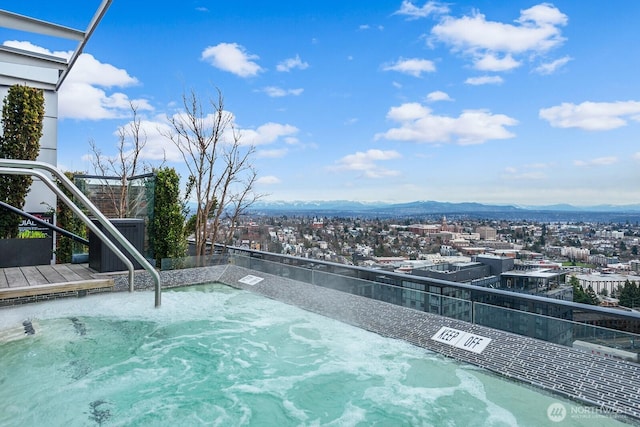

0,85,44,238
149,167,186,267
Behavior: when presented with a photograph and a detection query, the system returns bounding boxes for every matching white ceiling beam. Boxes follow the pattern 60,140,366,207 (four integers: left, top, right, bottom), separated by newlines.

0,0,112,91
57,0,112,90
0,10,84,41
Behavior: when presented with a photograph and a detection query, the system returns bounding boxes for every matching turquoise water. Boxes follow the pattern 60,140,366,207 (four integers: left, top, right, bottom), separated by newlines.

0,283,631,426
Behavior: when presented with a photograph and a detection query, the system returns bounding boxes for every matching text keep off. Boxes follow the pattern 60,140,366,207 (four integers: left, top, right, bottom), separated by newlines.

431,326,492,354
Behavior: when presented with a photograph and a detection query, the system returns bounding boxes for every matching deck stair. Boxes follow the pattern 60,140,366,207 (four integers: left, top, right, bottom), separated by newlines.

0,264,114,305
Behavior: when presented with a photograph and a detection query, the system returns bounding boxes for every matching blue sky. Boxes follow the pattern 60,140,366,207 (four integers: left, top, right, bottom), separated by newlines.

3,1,640,206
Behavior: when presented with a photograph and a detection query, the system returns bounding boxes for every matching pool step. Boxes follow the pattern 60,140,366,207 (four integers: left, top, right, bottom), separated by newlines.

0,279,115,303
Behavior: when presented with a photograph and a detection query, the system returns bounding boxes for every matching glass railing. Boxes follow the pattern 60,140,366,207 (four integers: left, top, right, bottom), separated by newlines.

474,302,639,361
228,252,475,321
163,248,640,362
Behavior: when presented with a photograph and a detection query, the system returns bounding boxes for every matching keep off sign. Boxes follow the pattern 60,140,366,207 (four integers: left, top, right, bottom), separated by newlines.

431,326,492,354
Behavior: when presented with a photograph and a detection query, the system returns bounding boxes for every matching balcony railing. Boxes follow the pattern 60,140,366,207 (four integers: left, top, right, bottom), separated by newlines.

163,246,640,362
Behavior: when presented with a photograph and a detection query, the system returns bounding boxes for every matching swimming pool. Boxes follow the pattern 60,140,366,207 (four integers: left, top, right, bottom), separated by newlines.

0,283,630,426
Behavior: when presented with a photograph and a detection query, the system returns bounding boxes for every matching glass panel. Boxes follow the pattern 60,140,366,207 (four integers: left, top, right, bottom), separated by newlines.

213,250,640,355
474,302,639,361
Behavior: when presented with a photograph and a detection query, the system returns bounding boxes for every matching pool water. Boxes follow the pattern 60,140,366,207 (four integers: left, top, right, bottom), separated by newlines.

0,283,631,426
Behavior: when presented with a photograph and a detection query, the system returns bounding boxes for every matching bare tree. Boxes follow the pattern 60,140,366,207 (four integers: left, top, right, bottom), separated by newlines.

87,102,149,217
163,88,262,256
217,153,261,249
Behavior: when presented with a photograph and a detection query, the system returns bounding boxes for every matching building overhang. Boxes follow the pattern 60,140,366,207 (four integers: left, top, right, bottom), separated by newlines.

0,0,111,91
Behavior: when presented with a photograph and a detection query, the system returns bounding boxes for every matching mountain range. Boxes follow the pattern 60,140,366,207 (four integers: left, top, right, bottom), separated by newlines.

248,200,640,222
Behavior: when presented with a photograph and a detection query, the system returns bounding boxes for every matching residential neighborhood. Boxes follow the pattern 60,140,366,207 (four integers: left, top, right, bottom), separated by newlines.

230,214,640,308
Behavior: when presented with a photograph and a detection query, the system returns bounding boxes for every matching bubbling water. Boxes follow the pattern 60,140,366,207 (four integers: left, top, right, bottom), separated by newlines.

0,284,629,426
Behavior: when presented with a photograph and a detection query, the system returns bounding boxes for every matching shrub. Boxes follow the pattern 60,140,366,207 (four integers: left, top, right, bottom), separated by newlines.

0,85,44,238
148,167,186,267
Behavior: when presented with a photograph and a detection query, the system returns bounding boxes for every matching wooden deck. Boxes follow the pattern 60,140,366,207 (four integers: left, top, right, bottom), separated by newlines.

0,264,114,302
0,264,98,288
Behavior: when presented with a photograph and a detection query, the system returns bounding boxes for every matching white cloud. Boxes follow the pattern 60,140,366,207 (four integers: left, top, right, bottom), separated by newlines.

257,148,288,159
387,102,431,121
394,1,450,20
376,102,517,145
502,162,552,180
359,24,383,31
3,40,52,56
256,175,281,185
534,55,572,75
574,157,618,167
167,110,237,142
259,86,304,97
82,118,180,163
465,76,504,85
284,136,300,145
3,41,152,120
276,54,309,72
241,122,299,146
474,53,520,71
201,42,263,77
426,90,453,102
431,4,568,72
518,3,568,26
136,112,299,162
133,119,182,162
539,101,640,130
383,58,436,77
331,149,402,178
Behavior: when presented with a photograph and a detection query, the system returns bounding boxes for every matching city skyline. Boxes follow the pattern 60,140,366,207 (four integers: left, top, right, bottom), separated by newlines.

2,1,640,206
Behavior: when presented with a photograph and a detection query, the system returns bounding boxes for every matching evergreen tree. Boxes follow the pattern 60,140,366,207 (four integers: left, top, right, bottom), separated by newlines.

148,167,186,267
585,285,598,305
570,276,596,305
619,280,640,308
0,85,44,238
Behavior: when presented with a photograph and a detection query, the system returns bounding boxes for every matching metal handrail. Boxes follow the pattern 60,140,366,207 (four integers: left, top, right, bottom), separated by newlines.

0,159,161,307
0,167,136,284
0,200,89,245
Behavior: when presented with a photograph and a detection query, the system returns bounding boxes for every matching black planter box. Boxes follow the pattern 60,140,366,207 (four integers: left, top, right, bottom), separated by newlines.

88,219,145,273
0,237,53,268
